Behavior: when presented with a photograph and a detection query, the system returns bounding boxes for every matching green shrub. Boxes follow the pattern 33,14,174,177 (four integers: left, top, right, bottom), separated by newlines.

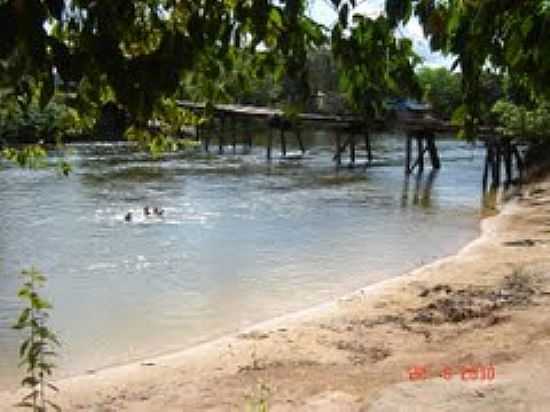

13,268,61,412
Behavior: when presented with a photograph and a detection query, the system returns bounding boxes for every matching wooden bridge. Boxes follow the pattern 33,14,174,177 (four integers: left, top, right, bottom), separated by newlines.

177,100,525,188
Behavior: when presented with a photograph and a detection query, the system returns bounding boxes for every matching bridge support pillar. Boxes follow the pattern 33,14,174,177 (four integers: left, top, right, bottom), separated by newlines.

405,131,441,174
482,137,524,191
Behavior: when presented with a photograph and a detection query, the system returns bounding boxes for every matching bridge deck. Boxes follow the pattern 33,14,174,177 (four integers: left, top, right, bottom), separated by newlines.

176,100,520,185
177,100,458,133
177,100,360,125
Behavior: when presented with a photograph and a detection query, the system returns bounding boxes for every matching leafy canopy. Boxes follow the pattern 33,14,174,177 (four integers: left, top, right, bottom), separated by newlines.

330,2,421,121
385,0,550,136
416,66,461,119
0,0,324,123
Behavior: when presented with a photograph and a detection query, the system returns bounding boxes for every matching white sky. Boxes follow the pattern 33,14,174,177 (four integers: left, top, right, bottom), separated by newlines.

307,0,453,68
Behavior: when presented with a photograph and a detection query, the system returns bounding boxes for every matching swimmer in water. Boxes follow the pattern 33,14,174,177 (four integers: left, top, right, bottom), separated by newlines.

144,206,151,217
124,212,132,222
153,207,164,216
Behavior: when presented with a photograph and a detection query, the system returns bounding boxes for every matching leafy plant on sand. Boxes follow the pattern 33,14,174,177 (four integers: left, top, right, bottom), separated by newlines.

244,381,271,412
12,268,61,412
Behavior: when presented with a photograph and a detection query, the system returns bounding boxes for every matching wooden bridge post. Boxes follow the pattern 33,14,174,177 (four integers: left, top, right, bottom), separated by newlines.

267,125,273,160
231,116,237,154
513,144,524,183
416,135,424,174
280,126,287,157
405,133,412,174
219,114,225,154
482,143,492,191
493,143,501,187
335,130,342,166
365,130,372,163
243,122,252,152
350,133,356,165
503,139,513,186
426,133,441,169
204,121,210,152
296,126,305,154
248,129,253,149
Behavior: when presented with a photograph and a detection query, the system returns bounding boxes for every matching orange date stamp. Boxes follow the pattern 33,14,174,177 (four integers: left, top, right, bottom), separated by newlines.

407,364,496,382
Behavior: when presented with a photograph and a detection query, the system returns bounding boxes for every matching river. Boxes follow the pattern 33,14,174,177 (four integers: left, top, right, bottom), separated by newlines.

0,131,484,388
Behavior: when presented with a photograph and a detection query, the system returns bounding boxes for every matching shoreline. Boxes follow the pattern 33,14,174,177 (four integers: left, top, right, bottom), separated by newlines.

0,213,482,389
3,179,550,410
0,199,482,391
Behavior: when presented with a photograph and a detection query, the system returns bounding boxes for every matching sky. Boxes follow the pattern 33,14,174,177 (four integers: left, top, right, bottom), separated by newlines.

307,0,453,68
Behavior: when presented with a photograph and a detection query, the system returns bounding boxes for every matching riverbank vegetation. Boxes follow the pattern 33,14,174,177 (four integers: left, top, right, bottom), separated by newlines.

12,268,61,412
1,1,549,155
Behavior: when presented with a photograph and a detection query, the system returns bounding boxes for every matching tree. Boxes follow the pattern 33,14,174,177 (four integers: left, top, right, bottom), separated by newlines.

0,1,323,128
385,0,550,137
416,66,461,120
331,11,421,122
493,98,550,142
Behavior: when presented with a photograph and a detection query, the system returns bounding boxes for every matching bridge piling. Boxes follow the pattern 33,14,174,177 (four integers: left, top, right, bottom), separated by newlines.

281,127,287,157
405,134,412,174
335,131,342,166
426,133,441,169
365,130,372,163
416,135,425,174
296,128,305,154
350,134,356,165
267,127,273,160
482,137,525,191
231,116,237,154
219,115,225,154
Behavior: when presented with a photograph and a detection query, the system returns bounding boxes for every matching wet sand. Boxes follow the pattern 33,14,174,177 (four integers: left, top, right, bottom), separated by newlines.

2,180,550,411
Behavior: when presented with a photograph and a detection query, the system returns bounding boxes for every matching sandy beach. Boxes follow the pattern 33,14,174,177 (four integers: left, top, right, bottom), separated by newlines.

2,178,550,411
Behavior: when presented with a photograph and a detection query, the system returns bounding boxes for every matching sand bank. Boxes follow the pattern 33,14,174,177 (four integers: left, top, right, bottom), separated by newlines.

2,180,550,411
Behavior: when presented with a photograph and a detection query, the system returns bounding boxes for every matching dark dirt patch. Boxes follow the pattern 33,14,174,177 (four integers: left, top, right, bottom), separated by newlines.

238,358,321,373
413,271,537,325
237,331,270,340
349,315,403,329
503,239,539,247
530,188,547,196
418,284,453,297
335,341,391,364
346,314,431,340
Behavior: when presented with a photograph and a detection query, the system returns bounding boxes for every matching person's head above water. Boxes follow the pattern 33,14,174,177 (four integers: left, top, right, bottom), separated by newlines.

153,207,164,216
144,206,151,216
124,212,132,222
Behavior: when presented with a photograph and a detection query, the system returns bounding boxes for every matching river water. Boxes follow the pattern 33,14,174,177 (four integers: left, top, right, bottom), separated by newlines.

0,131,484,388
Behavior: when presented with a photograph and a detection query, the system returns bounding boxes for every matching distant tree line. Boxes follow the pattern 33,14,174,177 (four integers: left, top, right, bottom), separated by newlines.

2,0,550,163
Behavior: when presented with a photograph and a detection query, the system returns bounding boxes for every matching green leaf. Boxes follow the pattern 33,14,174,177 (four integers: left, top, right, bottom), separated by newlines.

46,400,62,412
521,16,533,36
19,338,32,358
21,376,39,388
15,401,35,408
15,308,31,327
47,382,59,392
451,104,467,126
